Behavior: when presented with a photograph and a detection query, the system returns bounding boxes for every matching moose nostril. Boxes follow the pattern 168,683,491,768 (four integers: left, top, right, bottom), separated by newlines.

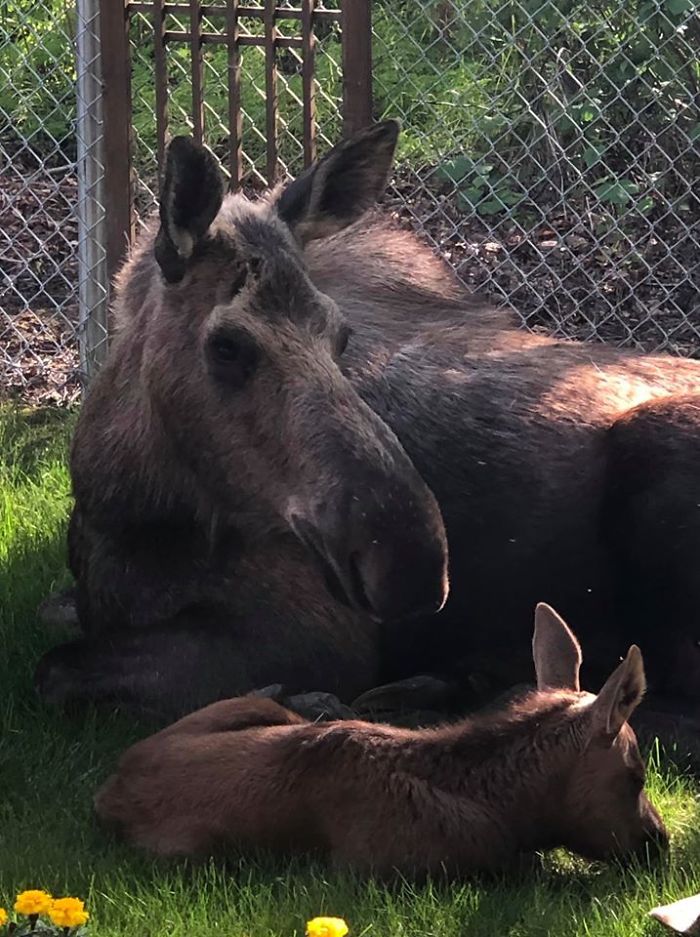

347,551,375,616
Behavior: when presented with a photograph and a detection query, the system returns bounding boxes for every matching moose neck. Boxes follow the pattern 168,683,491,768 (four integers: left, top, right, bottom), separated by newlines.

437,691,583,853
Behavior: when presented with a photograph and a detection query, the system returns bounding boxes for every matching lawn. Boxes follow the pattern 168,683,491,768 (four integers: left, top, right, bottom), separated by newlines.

2,404,700,937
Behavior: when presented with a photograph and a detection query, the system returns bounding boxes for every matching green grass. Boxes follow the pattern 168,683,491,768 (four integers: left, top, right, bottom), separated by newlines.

3,404,700,937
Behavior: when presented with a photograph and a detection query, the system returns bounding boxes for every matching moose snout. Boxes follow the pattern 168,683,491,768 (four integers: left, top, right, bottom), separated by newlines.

289,477,449,623
347,497,449,622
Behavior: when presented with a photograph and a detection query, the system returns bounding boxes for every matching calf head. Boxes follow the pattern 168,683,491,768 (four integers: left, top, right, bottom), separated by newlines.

143,122,448,623
532,603,668,862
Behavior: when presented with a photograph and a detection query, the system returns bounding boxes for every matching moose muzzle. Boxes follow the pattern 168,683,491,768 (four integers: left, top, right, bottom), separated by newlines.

289,466,449,624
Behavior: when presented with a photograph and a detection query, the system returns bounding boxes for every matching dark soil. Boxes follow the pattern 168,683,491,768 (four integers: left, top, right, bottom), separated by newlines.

386,166,700,357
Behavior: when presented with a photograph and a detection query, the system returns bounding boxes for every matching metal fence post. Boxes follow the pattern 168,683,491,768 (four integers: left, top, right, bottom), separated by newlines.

76,0,108,381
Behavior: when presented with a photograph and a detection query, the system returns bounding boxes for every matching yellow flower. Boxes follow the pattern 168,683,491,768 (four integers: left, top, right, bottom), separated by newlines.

14,891,53,917
306,917,349,937
0,909,8,927
48,898,89,929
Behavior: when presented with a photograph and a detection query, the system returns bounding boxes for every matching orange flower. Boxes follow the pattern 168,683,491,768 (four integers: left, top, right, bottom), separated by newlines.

49,898,89,929
306,918,349,937
14,891,53,917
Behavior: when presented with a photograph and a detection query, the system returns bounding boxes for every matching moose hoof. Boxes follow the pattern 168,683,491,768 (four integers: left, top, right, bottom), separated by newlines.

352,674,457,719
247,684,286,702
283,691,356,722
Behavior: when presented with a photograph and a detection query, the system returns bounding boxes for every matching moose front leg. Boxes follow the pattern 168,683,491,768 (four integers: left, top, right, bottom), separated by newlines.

68,509,242,635
34,619,266,722
35,593,380,723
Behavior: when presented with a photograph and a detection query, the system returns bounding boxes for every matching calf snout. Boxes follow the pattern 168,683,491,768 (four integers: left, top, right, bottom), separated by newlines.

637,798,669,862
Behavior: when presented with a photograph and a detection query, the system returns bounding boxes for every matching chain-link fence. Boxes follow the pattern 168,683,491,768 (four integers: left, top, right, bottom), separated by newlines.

2,1,86,403
2,1,699,406
374,0,700,354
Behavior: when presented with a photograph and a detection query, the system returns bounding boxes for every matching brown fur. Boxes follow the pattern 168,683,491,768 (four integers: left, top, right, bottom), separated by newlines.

35,122,700,723
94,605,668,877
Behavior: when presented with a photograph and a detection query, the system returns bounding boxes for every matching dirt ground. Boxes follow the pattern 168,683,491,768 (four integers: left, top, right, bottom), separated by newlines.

1,158,80,406
2,156,699,407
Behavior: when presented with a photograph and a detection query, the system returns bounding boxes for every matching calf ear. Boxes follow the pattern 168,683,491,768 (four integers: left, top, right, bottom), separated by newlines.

591,645,646,739
155,137,224,283
532,603,582,691
276,119,400,245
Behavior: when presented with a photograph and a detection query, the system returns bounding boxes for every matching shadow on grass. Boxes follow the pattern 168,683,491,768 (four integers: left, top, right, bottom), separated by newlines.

0,406,76,688
0,405,143,888
0,405,77,478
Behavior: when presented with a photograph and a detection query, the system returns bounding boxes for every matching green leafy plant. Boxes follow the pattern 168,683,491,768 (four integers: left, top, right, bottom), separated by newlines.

436,155,525,215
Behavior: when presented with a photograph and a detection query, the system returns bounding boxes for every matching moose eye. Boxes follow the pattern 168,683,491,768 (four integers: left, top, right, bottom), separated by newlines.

211,334,242,362
206,328,260,388
336,323,353,358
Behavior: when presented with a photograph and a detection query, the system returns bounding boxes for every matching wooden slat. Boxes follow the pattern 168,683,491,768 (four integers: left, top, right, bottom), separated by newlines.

189,0,204,142
128,3,342,22
153,0,168,170
264,0,278,184
226,0,242,188
99,0,134,289
301,0,316,166
163,30,303,46
341,0,372,136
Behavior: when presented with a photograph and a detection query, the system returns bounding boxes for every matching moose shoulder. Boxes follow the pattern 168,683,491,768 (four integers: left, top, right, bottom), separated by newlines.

36,120,700,720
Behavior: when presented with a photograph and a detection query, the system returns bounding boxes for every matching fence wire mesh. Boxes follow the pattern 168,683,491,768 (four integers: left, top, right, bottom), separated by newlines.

1,1,699,407
1,0,92,404
374,0,700,354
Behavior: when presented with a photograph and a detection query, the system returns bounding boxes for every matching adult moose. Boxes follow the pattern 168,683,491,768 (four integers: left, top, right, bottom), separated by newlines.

36,120,700,721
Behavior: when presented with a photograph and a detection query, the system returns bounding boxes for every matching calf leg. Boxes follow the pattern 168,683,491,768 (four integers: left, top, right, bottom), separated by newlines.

603,394,700,703
158,695,307,737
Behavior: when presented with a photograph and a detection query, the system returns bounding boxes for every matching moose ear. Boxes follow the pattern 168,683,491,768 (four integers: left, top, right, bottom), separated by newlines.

532,603,582,691
590,645,646,739
155,137,224,283
276,119,400,245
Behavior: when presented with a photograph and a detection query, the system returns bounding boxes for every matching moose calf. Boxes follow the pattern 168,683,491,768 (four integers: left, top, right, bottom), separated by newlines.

95,604,668,878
